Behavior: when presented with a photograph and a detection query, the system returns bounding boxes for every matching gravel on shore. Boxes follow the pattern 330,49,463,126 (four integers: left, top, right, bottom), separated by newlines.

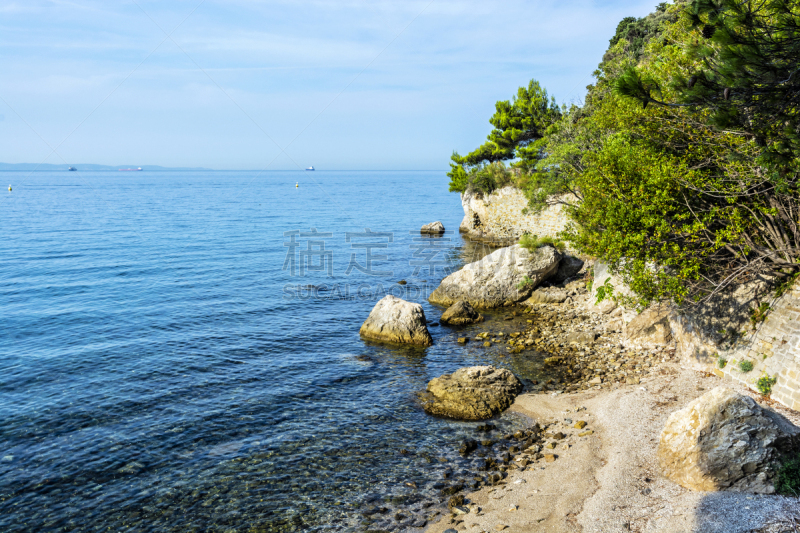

424,363,800,533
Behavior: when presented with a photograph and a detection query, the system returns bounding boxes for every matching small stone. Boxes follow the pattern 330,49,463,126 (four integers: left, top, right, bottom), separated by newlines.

495,525,509,531
589,377,602,384
452,506,469,515
398,280,407,285
545,442,555,449
484,342,492,348
457,337,468,344
626,377,640,385
544,454,556,462
444,530,458,533
552,432,565,440
578,430,594,437
508,505,518,511
574,421,587,429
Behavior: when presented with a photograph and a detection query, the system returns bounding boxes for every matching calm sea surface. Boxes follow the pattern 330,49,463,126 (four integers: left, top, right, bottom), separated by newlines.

1,171,549,532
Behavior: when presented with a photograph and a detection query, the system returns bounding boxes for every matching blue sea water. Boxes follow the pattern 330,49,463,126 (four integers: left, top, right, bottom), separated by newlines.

0,170,548,532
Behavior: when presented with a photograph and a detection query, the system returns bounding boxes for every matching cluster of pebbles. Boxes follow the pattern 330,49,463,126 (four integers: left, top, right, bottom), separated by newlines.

363,415,599,532
442,412,597,529
359,424,544,532
464,280,677,393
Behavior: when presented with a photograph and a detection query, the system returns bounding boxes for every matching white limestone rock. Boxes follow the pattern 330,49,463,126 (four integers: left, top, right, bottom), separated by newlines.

359,295,433,346
658,387,800,493
429,244,561,308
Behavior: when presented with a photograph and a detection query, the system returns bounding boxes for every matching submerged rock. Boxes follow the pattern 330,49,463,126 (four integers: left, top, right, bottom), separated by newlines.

422,365,523,420
440,300,484,325
658,387,800,493
359,295,433,346
429,244,560,308
420,221,446,234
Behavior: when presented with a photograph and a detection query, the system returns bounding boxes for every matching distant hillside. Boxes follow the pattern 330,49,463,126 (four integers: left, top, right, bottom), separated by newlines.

0,163,212,171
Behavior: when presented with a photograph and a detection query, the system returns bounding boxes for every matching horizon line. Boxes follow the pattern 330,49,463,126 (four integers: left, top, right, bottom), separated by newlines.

0,168,449,172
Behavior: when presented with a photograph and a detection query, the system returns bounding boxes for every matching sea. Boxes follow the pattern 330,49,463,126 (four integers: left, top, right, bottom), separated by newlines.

0,170,551,532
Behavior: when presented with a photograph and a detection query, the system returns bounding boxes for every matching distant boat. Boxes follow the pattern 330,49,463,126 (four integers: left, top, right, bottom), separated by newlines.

68,167,77,171
118,167,143,171
305,166,315,171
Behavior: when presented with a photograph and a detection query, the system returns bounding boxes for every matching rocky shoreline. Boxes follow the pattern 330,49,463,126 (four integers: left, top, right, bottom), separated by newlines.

353,225,800,533
355,258,683,532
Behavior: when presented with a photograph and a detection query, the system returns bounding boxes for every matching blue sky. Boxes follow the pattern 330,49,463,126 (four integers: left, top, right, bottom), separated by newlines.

0,0,659,170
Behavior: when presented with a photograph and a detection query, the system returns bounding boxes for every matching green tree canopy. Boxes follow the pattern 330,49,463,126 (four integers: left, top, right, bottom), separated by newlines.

447,79,560,193
615,0,800,170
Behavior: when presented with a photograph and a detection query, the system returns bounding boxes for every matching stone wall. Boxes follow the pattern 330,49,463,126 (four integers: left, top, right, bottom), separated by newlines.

459,186,572,245
714,282,800,410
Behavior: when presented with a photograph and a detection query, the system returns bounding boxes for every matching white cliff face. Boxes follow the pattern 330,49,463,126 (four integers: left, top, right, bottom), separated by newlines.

429,244,561,308
459,187,572,244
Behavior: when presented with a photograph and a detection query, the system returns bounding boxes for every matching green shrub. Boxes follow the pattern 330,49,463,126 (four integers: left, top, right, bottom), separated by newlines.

717,356,727,369
595,278,615,304
776,456,800,496
750,302,771,330
756,375,777,396
774,272,800,298
516,275,537,291
519,234,566,253
738,360,754,373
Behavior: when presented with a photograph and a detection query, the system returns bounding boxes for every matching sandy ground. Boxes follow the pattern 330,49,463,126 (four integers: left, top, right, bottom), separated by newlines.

425,364,800,533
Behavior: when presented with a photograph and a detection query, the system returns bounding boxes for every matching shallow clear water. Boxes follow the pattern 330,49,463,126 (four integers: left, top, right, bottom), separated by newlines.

1,171,551,532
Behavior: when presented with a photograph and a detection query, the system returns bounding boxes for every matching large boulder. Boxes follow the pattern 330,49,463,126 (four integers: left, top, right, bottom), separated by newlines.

422,365,523,420
658,387,800,493
359,295,433,346
420,221,445,235
624,304,673,348
552,255,584,282
429,244,561,308
440,301,484,325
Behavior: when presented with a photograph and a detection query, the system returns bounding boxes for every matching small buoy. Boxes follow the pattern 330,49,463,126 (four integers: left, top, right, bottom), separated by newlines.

295,182,299,188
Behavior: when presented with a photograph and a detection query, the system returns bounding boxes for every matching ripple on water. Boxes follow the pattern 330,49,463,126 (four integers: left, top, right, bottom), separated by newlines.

0,171,560,532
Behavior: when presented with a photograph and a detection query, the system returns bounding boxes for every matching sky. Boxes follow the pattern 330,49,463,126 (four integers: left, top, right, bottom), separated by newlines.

0,0,660,170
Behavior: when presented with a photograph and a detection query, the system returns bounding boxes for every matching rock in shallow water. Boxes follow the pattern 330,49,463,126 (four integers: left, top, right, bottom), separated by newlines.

420,221,445,234
359,295,433,346
658,386,800,493
429,244,560,308
440,300,484,325
422,366,523,420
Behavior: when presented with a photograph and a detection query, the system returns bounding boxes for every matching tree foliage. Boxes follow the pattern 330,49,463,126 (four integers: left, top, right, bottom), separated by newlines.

604,0,800,304
447,80,561,193
617,0,800,170
447,0,800,308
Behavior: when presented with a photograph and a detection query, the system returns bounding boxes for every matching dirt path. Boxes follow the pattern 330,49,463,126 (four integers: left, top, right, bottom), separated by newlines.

425,364,799,533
